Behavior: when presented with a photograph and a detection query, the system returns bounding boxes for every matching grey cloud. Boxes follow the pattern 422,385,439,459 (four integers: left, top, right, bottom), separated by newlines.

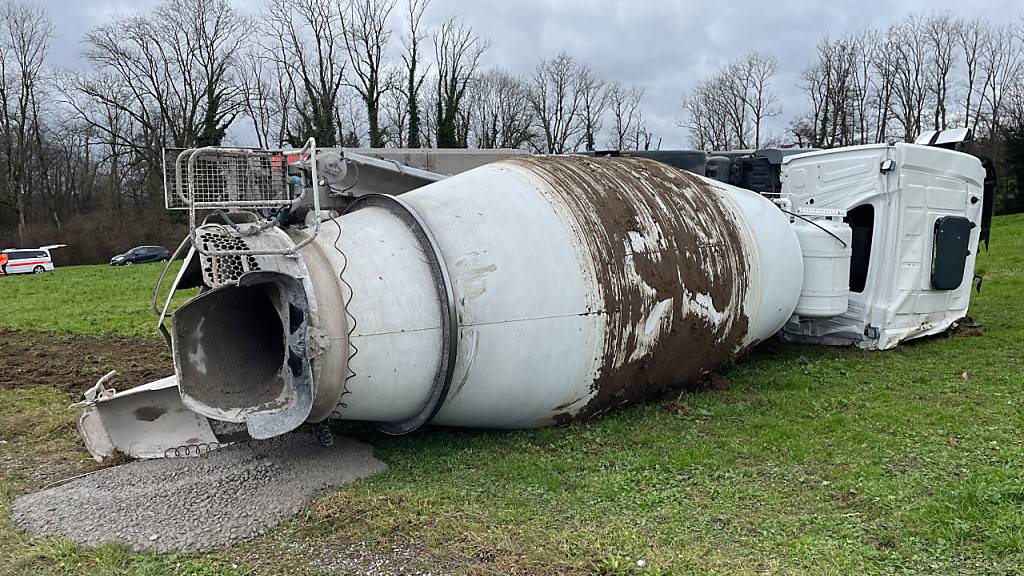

42,0,1024,149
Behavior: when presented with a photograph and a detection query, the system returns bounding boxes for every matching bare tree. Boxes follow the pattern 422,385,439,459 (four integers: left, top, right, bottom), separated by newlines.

79,0,245,158
529,52,589,154
44,119,100,220
793,33,899,148
629,110,656,151
682,75,731,150
469,67,536,149
1010,21,1024,128
739,52,782,148
605,81,644,150
788,10,1024,157
0,1,53,243
263,0,346,147
958,18,989,133
978,22,1024,136
433,16,487,148
868,31,897,143
120,0,239,146
925,13,957,130
57,71,135,216
577,65,608,151
383,83,408,147
237,49,293,149
417,80,437,147
847,30,876,145
51,0,248,227
684,51,780,150
336,89,367,146
342,0,397,148
400,0,429,148
889,15,930,142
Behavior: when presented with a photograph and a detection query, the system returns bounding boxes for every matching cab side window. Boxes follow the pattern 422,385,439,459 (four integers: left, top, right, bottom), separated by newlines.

846,205,874,293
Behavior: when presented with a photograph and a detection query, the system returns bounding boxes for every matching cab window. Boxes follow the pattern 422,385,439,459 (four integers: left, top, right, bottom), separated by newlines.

846,205,874,293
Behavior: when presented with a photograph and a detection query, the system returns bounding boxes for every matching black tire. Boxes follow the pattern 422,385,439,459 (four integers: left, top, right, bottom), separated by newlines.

33,265,45,274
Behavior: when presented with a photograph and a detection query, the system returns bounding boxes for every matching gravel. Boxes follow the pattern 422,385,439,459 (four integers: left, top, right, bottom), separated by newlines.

309,540,449,576
11,433,387,553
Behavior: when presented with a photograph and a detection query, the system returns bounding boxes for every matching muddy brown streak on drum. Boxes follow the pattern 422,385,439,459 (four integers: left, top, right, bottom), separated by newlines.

507,156,750,420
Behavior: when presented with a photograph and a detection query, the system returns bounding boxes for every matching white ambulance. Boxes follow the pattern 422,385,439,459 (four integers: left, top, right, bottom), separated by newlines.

0,244,66,275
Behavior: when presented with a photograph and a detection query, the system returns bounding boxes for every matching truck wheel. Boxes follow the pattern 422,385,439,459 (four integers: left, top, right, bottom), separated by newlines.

33,266,45,274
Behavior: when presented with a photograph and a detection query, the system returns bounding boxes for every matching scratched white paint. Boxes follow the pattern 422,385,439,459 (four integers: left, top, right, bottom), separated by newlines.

459,264,497,300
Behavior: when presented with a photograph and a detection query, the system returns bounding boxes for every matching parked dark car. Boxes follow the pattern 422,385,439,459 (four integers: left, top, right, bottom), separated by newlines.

110,245,171,266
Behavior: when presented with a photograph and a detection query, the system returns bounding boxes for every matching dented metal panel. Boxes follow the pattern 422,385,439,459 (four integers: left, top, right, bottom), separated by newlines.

76,376,219,462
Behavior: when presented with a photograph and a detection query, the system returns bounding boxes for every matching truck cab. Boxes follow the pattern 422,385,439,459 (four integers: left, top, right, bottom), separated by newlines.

779,143,985,349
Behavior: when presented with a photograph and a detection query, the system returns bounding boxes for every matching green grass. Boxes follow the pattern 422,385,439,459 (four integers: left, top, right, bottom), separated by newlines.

2,214,1024,575
0,261,193,337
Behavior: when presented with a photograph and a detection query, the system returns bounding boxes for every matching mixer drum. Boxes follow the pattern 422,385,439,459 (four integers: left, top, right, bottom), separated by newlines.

172,156,804,436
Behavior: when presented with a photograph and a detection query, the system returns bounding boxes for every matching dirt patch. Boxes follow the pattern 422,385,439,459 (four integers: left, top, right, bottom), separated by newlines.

0,328,173,393
698,371,732,391
661,399,690,415
947,315,985,338
660,372,732,414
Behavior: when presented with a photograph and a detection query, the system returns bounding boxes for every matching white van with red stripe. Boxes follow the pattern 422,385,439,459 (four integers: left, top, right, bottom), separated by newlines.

0,244,65,275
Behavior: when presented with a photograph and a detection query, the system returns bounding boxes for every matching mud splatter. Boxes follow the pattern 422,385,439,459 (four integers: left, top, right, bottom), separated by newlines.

506,156,750,420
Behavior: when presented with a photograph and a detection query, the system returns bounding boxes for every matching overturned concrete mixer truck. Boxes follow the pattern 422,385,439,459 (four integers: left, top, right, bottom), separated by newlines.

75,136,990,461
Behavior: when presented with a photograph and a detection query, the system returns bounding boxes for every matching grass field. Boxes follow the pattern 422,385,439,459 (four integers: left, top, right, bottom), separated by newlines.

1,215,1023,575
0,261,194,336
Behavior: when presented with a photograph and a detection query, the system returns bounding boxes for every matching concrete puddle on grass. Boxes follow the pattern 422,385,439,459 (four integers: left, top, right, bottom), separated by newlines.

10,433,386,553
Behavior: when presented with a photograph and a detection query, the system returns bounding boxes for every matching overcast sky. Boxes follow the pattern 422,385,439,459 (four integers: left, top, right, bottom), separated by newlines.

42,0,1024,149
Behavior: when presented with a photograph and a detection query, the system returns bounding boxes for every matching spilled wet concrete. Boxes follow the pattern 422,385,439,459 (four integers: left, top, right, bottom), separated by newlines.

12,434,386,553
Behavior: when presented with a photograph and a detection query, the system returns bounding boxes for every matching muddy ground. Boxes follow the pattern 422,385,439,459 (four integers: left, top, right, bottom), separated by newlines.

0,328,172,393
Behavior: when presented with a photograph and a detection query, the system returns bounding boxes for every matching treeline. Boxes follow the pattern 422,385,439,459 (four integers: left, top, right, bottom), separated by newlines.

792,12,1024,216
0,0,655,263
1,1,1023,265
683,13,1024,214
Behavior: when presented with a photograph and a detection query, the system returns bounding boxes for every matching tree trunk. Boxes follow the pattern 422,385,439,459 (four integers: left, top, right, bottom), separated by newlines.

16,188,25,246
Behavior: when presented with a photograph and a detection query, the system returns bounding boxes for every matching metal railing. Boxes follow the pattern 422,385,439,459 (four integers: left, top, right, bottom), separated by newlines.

170,138,322,257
